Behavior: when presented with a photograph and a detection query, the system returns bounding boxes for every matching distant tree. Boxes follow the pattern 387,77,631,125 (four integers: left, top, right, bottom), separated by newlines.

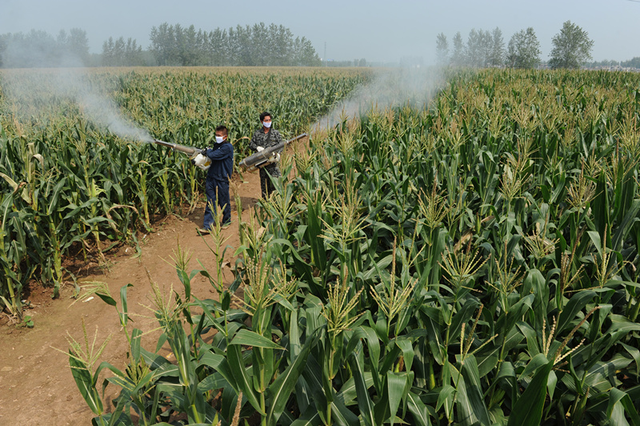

488,27,505,67
147,22,321,67
56,29,68,48
435,33,449,65
583,59,620,69
198,29,212,65
548,21,594,69
68,28,90,64
150,23,181,65
54,28,89,64
325,60,355,67
124,38,143,66
148,26,161,63
102,37,114,65
251,22,269,66
181,25,199,66
0,28,89,67
173,24,188,65
479,30,493,67
621,57,640,68
1,30,57,67
208,28,228,66
113,37,125,65
466,29,481,67
226,26,239,65
0,35,6,67
270,24,294,66
292,36,321,66
451,32,465,66
102,36,142,66
506,27,541,69
467,29,493,67
149,24,168,65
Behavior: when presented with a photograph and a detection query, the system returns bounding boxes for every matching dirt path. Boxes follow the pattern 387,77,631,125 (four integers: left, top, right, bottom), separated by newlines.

0,169,263,425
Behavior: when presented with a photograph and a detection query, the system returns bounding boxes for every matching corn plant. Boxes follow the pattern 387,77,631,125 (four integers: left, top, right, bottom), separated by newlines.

50,66,640,424
0,67,368,316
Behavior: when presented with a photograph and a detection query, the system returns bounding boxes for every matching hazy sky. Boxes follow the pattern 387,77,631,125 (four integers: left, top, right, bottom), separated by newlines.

2,0,639,63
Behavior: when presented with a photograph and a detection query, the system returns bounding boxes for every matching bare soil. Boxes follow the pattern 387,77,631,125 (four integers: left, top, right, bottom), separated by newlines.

0,170,263,425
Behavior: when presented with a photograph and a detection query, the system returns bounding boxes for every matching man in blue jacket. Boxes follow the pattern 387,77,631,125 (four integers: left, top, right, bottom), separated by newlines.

199,125,233,234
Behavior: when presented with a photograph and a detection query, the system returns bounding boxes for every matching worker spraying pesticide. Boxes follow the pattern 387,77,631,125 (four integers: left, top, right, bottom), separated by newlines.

152,126,233,234
198,125,233,234
239,112,307,196
241,112,305,198
152,118,308,231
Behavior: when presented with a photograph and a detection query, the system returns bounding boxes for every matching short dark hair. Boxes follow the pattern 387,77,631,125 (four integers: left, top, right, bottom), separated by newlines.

215,125,228,136
259,111,272,122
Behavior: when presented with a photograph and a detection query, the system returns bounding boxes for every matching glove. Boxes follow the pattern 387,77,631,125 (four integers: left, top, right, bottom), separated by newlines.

266,152,280,164
256,146,264,152
192,153,211,171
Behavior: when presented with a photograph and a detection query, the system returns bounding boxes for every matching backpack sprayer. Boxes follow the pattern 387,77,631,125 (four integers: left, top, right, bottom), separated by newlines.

153,139,211,171
154,132,307,172
239,133,307,171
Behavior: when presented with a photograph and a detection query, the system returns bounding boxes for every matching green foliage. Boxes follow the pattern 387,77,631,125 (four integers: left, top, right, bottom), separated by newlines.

507,27,541,69
0,67,368,316
149,22,322,67
435,33,449,65
102,37,145,67
621,57,640,69
66,67,640,425
549,21,594,70
437,27,505,68
20,314,34,328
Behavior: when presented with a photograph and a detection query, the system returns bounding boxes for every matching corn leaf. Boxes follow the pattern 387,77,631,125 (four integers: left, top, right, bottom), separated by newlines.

226,344,263,414
507,354,553,426
230,328,284,350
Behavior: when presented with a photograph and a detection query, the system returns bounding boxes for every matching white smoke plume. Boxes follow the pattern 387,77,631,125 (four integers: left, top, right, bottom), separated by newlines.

57,69,154,142
312,66,446,131
1,43,152,142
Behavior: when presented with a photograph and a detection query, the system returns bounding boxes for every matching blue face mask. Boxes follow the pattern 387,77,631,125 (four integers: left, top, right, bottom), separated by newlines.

263,121,272,128
215,136,224,143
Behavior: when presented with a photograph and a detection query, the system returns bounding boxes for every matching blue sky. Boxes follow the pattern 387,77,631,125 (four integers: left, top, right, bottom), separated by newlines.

2,0,639,63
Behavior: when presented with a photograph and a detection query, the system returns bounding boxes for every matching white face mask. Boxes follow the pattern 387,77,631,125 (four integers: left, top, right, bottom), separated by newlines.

263,121,272,128
215,136,225,143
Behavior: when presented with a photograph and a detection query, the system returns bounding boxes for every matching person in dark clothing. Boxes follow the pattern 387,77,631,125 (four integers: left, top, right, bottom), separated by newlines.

199,125,233,234
249,111,283,198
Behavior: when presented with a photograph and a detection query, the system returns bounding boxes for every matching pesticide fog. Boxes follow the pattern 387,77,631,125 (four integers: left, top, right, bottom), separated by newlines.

312,66,446,131
2,40,445,142
0,46,151,143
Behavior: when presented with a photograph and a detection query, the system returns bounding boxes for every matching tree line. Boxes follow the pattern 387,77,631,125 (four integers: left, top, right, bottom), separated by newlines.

0,29,90,68
148,22,321,66
584,57,640,70
0,22,321,68
436,21,596,70
101,37,146,67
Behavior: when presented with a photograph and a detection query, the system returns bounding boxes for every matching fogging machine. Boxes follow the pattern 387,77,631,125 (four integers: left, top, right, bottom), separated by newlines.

239,133,307,172
153,139,211,171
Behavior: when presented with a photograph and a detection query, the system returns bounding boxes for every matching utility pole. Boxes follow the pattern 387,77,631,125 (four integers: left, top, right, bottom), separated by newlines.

324,42,327,67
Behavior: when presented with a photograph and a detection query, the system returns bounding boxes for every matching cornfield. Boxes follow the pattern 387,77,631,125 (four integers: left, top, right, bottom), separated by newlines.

6,66,640,425
0,67,369,316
